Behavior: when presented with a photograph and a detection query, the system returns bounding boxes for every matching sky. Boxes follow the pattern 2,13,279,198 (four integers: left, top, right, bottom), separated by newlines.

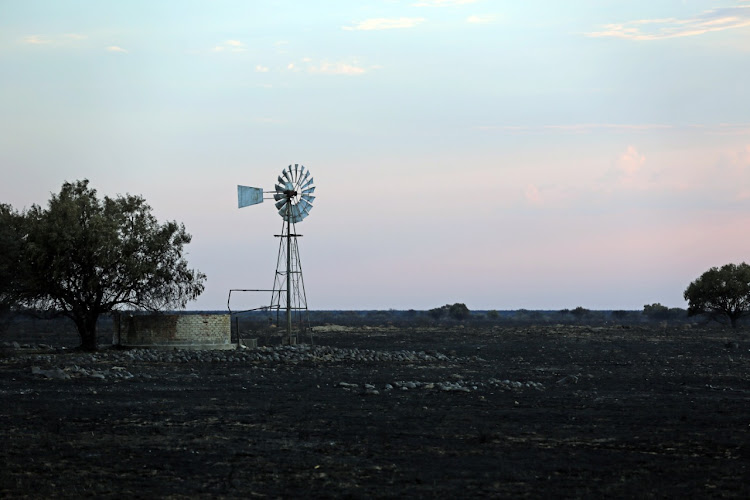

1,0,749,311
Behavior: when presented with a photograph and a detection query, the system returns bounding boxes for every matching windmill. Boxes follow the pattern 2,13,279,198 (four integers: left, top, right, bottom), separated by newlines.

237,164,316,344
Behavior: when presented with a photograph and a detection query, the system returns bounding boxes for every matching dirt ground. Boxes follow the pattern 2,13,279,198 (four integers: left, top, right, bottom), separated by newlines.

1,324,749,498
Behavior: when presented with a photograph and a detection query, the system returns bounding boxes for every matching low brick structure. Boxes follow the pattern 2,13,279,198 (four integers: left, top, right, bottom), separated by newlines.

114,312,233,350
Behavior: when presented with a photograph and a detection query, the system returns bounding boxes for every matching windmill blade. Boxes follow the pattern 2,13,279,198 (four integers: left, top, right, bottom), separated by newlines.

299,197,313,210
283,168,293,183
274,193,284,201
275,199,288,211
294,164,299,181
274,183,285,193
299,169,310,185
278,175,286,186
301,194,315,204
291,205,306,224
301,177,314,190
302,186,316,195
278,206,292,218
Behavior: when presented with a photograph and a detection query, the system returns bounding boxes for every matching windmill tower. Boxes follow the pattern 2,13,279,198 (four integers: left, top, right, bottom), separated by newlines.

237,164,316,344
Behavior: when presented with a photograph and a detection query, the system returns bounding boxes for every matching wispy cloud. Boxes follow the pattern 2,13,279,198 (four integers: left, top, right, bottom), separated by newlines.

213,40,247,52
22,33,87,46
23,35,50,45
308,61,367,75
476,123,674,133
106,45,128,53
343,17,425,31
414,0,477,6
466,15,496,24
586,5,750,40
617,145,646,176
286,57,372,75
524,184,543,205
478,123,750,136
255,65,269,73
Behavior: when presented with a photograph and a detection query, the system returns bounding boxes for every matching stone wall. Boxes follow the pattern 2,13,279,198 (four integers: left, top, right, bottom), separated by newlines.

114,313,232,349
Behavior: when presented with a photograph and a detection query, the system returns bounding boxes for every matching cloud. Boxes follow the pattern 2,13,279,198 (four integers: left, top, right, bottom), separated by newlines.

22,33,88,46
343,17,425,31
287,57,372,75
23,35,50,45
476,123,674,133
617,145,645,176
213,40,246,52
466,15,496,24
524,184,542,205
414,0,477,6
308,61,367,75
255,65,269,72
586,5,750,40
106,46,128,53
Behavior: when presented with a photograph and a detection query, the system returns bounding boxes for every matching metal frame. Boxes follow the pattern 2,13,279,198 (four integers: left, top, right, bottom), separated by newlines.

270,201,310,344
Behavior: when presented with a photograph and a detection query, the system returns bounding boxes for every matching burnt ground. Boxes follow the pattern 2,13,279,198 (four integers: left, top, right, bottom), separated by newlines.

1,324,749,498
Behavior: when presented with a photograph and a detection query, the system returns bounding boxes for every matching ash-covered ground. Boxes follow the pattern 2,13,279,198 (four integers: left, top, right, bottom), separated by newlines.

2,324,749,498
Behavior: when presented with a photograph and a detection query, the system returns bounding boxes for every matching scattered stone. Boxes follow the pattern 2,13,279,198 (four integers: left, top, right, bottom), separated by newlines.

31,366,70,380
556,375,579,385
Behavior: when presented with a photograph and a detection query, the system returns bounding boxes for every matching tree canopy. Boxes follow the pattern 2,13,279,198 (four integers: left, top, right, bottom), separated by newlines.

8,180,206,350
684,263,750,328
0,203,24,312
428,303,471,321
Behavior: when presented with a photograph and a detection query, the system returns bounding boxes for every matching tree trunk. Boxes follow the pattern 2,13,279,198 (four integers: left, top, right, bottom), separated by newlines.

75,312,100,351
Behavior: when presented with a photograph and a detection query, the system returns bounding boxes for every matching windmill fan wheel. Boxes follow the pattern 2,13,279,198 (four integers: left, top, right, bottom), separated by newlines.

273,164,315,224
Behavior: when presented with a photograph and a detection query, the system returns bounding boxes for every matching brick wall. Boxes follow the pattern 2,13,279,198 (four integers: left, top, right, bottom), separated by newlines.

114,313,232,349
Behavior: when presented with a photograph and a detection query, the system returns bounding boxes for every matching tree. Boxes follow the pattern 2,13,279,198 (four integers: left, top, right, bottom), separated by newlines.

570,306,590,318
643,303,670,321
428,303,470,321
0,205,20,332
0,204,25,312
684,263,750,328
13,180,206,350
448,303,470,321
428,307,446,320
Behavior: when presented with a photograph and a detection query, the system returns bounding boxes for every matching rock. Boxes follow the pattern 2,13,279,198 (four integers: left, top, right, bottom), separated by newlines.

556,375,579,385
12,341,21,349
31,366,71,380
